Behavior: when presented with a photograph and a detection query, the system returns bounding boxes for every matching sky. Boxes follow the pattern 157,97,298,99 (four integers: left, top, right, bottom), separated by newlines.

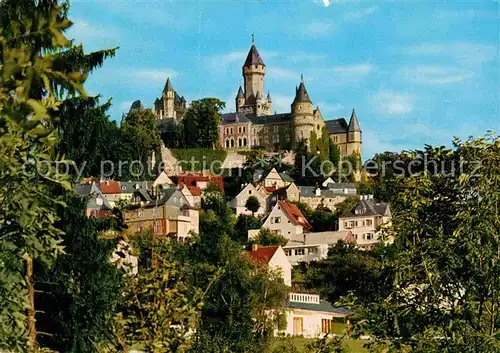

68,0,499,159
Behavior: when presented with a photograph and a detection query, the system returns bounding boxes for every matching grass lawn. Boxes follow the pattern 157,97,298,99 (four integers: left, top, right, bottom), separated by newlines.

272,337,369,352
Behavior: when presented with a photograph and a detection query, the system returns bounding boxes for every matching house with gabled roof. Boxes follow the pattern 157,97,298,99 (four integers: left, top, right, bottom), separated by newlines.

247,244,292,286
122,187,199,240
299,182,357,211
259,200,311,239
228,183,266,216
339,195,391,250
283,230,356,265
282,292,352,338
260,167,293,189
75,181,113,218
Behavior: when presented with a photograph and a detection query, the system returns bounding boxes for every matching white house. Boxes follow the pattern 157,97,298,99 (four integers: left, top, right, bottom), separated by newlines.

339,195,391,250
153,171,174,188
258,200,311,239
283,231,356,265
260,167,293,189
281,292,352,338
228,183,266,216
247,244,292,286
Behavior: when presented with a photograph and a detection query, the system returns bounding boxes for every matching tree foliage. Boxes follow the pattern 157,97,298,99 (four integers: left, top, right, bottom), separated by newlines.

251,228,288,247
245,195,261,215
182,98,225,148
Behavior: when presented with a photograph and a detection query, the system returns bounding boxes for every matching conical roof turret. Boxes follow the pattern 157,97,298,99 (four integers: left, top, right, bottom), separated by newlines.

348,108,362,132
244,36,265,67
236,86,244,97
163,77,174,92
293,74,312,104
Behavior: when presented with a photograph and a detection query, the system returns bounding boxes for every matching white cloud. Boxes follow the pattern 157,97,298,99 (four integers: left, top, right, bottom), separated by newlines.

304,20,336,37
399,66,473,84
344,6,378,21
370,91,415,115
316,102,344,113
313,0,332,7
267,68,300,81
130,68,178,84
272,94,294,113
68,19,119,48
404,42,497,66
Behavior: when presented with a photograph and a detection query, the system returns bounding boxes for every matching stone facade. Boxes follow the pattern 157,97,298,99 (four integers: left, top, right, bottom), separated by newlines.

219,40,362,159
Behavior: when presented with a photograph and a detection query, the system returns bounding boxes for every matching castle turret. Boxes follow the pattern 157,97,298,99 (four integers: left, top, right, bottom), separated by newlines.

291,75,315,144
347,108,362,157
162,77,175,118
235,85,245,112
242,35,265,102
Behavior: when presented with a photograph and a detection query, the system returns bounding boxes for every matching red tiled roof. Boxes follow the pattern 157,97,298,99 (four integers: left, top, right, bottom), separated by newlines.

248,245,279,265
278,200,311,229
100,181,121,194
178,173,223,192
187,186,201,196
263,186,277,193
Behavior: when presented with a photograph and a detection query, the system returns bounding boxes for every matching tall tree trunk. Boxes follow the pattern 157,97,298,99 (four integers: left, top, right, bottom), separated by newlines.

23,253,36,352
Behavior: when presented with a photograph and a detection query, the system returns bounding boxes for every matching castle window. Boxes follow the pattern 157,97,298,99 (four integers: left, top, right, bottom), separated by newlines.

238,138,242,147
255,65,258,69
225,140,230,148
253,138,257,146
230,128,233,134
253,128,256,134
273,135,279,143
317,124,320,130
230,139,235,148
243,138,247,146
243,126,246,133
238,127,241,133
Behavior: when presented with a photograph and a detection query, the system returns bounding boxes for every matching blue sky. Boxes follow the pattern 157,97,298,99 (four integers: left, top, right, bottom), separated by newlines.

68,0,499,159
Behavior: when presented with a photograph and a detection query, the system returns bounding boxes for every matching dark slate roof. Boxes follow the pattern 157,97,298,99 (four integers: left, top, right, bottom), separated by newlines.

293,81,312,104
348,109,362,133
129,100,144,111
325,183,357,190
133,188,153,202
154,98,161,105
342,198,391,218
325,118,348,134
163,77,174,92
249,113,292,125
286,299,353,315
155,188,189,207
279,172,294,182
244,44,265,66
221,112,252,125
237,86,244,97
299,186,357,198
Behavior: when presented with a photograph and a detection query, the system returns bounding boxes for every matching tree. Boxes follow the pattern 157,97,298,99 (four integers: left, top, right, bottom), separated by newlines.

0,1,115,349
309,206,336,232
107,237,204,353
56,97,121,178
182,98,225,148
34,194,123,353
233,214,261,244
251,228,288,247
121,108,161,180
338,134,500,352
329,140,341,166
245,195,261,216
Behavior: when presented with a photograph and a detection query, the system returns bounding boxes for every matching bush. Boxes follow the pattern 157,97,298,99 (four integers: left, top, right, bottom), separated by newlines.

171,148,227,173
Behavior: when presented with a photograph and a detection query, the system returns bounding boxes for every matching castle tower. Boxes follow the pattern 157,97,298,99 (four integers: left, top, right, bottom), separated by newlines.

255,90,263,116
266,91,273,112
162,77,175,119
235,85,244,112
242,35,265,102
346,108,362,157
291,75,315,144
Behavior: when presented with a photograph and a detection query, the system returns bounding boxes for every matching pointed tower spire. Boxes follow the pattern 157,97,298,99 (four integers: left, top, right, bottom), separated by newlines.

293,75,312,104
266,91,272,102
348,108,362,132
236,85,244,97
252,33,255,44
244,41,265,66
163,77,174,92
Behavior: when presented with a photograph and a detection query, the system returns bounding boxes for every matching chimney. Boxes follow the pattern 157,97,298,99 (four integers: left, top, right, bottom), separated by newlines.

303,233,307,245
315,188,321,196
252,244,259,252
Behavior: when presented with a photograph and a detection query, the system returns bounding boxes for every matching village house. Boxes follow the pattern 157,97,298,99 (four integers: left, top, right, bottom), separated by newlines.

247,244,292,286
258,167,294,189
99,180,152,207
75,181,113,218
282,292,352,338
256,182,300,212
283,231,356,265
339,195,391,250
228,183,267,216
253,200,311,239
298,181,357,211
123,188,199,241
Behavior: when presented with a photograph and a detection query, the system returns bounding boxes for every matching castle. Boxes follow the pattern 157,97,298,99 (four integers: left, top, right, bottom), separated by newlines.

152,38,362,158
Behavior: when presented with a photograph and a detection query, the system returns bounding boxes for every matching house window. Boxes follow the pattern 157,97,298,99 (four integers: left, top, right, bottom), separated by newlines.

366,233,373,240
138,209,144,217
285,250,292,256
344,221,348,228
321,319,333,334
366,219,373,227
308,248,315,254
295,249,305,256
348,221,355,228
293,317,303,335
275,229,281,235
274,216,281,223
